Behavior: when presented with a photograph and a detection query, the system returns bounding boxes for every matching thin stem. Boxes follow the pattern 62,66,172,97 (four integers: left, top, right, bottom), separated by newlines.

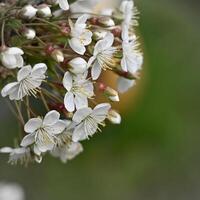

35,36,46,46
26,96,31,119
1,20,5,46
42,88,63,103
34,17,61,29
40,91,50,111
14,101,25,125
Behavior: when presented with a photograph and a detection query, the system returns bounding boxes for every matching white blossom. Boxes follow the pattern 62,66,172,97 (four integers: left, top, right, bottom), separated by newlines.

37,5,52,18
88,32,117,80
51,142,83,163
24,28,36,40
121,25,143,74
0,47,24,69
120,0,138,27
117,76,136,93
63,71,94,112
58,0,69,10
108,109,121,124
69,15,92,55
70,0,117,15
68,57,88,74
20,5,37,19
51,49,64,63
1,63,47,100
0,147,32,165
72,103,111,142
21,110,66,154
0,182,25,200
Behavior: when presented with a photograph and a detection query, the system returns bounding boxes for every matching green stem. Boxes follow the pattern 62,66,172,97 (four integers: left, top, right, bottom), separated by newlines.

1,20,5,46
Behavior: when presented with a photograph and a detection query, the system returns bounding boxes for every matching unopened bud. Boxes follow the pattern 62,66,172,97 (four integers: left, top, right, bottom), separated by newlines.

104,87,119,102
98,17,115,27
51,49,64,63
68,57,87,74
23,28,36,40
37,5,52,18
108,110,121,124
20,5,37,19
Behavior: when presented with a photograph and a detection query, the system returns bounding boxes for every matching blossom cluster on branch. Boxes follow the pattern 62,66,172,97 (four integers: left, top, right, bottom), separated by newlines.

0,0,143,165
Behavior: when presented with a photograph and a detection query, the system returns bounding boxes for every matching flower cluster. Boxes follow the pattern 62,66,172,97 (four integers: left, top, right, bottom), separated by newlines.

0,0,143,165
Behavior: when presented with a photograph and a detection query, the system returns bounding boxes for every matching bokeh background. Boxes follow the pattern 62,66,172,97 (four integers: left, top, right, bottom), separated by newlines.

0,0,200,199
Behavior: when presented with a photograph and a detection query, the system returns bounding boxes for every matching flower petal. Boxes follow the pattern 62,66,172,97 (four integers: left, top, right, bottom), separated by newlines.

24,118,42,133
117,77,135,93
92,103,111,122
69,38,86,55
72,123,87,142
17,65,32,81
6,47,24,55
73,107,92,123
20,133,35,147
58,0,69,10
63,72,73,91
75,94,88,110
1,82,19,97
64,91,75,112
32,63,47,76
45,120,66,135
91,61,102,80
43,110,60,126
0,147,13,153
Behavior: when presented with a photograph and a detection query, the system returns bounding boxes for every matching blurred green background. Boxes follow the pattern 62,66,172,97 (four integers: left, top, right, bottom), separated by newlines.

0,0,200,199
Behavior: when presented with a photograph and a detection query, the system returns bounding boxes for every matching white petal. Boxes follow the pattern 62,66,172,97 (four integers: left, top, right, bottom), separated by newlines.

1,82,18,97
121,56,128,72
91,61,102,80
1,53,18,69
20,133,35,147
117,77,135,93
69,57,87,74
45,120,66,135
92,103,111,122
17,65,32,81
32,63,47,76
69,38,86,55
0,147,13,153
33,145,41,156
87,56,96,68
81,30,92,46
75,94,88,110
6,47,24,55
24,117,42,133
58,0,69,10
64,91,75,112
43,110,60,126
72,123,87,142
63,72,72,91
72,107,92,123
15,55,24,68
76,14,88,25
94,32,114,54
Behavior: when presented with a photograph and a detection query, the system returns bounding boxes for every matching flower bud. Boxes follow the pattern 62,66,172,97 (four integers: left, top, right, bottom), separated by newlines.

98,17,115,27
37,5,52,18
104,87,120,102
51,49,64,63
20,5,37,19
108,110,121,124
23,28,36,40
68,57,87,74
